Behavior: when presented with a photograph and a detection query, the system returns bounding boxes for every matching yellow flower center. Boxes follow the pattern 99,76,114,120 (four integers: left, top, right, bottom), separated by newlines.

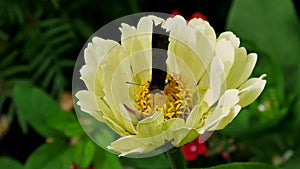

134,74,194,120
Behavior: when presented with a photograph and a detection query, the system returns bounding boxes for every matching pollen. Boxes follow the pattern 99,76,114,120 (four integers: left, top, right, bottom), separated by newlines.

134,74,193,120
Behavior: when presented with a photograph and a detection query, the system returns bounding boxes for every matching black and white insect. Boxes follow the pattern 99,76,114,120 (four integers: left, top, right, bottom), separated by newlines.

149,24,170,92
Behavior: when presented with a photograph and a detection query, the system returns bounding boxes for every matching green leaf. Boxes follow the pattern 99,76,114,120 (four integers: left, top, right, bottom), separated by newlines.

12,82,63,137
72,19,95,39
226,0,300,91
72,138,95,168
227,0,300,67
94,149,122,169
47,111,84,137
194,162,280,169
0,157,23,169
2,65,29,77
24,142,73,169
32,57,52,81
282,156,300,169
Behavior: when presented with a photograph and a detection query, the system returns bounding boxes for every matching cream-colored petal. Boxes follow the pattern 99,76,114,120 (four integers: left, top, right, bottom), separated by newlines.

162,118,185,141
102,115,131,136
137,111,164,137
100,26,163,136
186,102,209,129
102,63,129,117
164,16,215,81
200,89,239,133
214,105,241,130
80,37,121,95
106,16,164,111
172,128,199,147
124,49,152,82
104,62,134,112
97,97,136,136
120,23,144,55
218,31,240,48
238,74,267,107
107,135,157,157
137,15,165,32
75,90,103,121
188,18,216,46
79,90,136,136
166,39,203,83
202,56,225,106
101,44,132,113
120,15,164,56
200,108,230,133
166,51,198,85
118,104,139,123
102,64,117,112
76,90,134,136
216,89,240,109
162,15,186,32
105,49,153,120
84,37,117,66
79,65,104,97
226,47,257,89
215,38,234,78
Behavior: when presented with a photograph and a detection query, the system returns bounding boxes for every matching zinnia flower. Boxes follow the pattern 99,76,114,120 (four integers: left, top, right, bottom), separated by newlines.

75,15,266,157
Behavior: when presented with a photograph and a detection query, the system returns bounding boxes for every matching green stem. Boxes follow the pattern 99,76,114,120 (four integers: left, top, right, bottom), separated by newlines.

165,147,187,169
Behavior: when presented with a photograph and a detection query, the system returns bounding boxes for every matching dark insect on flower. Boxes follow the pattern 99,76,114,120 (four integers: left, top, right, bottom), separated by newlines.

150,24,169,92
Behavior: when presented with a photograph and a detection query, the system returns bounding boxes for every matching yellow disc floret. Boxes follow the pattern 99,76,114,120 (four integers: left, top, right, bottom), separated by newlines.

134,74,193,120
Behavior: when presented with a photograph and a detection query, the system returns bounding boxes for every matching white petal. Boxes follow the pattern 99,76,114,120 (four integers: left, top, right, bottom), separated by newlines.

76,90,136,136
75,90,103,121
101,44,134,113
102,115,132,136
161,118,185,141
80,37,121,94
188,18,217,46
226,47,257,89
186,102,209,129
104,49,153,118
172,128,198,146
214,105,241,130
80,37,127,100
218,89,240,107
137,15,165,32
120,15,164,56
79,65,104,97
203,56,225,106
218,31,240,48
216,38,234,77
166,51,198,85
100,100,137,136
137,111,164,137
200,89,239,133
163,16,215,81
84,37,117,66
108,135,153,156
238,74,267,107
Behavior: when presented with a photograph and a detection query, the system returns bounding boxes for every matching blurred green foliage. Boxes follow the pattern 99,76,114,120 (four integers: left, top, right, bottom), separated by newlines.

0,0,299,168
